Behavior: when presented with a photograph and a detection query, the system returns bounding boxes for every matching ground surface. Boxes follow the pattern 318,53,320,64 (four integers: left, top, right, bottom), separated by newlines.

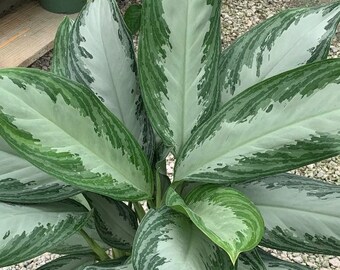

2,0,340,269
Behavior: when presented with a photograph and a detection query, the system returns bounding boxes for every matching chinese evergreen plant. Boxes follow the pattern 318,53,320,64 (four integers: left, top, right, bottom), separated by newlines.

0,0,340,269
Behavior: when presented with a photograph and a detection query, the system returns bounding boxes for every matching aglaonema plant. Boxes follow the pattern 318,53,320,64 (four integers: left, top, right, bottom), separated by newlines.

0,0,340,269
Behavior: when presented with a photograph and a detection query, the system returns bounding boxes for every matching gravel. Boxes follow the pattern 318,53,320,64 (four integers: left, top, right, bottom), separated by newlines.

2,0,340,269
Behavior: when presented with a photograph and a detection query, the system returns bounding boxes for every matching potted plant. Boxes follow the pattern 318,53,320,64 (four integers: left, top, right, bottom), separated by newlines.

39,0,86,14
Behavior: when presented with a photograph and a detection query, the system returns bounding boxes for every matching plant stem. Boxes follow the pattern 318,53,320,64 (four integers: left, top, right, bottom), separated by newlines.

79,229,110,261
155,173,162,209
133,202,146,221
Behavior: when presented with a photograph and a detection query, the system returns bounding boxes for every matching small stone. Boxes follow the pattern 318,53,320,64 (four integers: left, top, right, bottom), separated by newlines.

329,257,340,267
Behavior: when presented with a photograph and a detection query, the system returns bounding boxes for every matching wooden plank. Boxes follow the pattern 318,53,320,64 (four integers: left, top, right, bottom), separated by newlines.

0,0,76,68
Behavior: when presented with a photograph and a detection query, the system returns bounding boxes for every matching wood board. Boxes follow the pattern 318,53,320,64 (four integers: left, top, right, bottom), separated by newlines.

0,0,76,68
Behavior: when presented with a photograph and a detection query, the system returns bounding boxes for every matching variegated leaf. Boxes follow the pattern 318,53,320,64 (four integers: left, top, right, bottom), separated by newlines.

237,249,266,270
84,192,138,250
0,137,80,203
49,214,110,255
0,200,90,267
68,0,154,159
219,2,340,104
165,185,264,264
234,173,340,255
176,59,340,183
0,68,153,201
84,264,133,270
52,17,74,78
83,258,132,270
132,207,229,269
36,254,96,270
256,249,311,270
139,0,221,154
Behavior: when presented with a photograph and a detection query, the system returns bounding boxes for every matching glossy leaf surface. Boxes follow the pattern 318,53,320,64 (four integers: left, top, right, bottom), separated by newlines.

52,17,73,78
139,0,221,153
0,200,90,267
165,186,264,264
235,173,340,255
0,137,80,203
124,4,142,35
132,207,229,269
176,60,340,183
0,68,153,201
219,2,340,104
68,0,154,158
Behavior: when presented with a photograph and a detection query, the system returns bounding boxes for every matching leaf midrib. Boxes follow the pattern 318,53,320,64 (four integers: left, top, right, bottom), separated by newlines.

1,87,146,194
180,105,340,178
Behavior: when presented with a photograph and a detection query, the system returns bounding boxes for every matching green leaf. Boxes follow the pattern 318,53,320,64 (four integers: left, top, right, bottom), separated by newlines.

52,17,73,77
132,207,229,269
0,200,90,267
49,214,110,255
0,137,80,203
84,264,133,270
68,0,154,159
36,254,96,270
83,258,132,270
219,2,340,105
176,59,340,183
139,0,221,154
124,4,142,35
84,192,138,250
257,249,311,270
165,185,264,264
237,249,266,270
0,68,153,201
234,173,340,256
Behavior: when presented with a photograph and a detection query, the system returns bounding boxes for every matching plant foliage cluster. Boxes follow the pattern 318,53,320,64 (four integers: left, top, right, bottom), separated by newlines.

0,0,340,269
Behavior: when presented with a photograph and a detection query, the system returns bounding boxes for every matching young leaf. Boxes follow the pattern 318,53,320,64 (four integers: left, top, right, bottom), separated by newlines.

234,173,340,255
0,200,90,267
0,68,153,201
49,214,110,255
124,4,142,35
176,59,340,183
219,2,340,104
0,137,80,203
84,192,138,250
36,254,96,270
52,17,73,78
139,0,221,154
132,207,229,269
84,264,133,270
165,186,264,264
68,0,154,159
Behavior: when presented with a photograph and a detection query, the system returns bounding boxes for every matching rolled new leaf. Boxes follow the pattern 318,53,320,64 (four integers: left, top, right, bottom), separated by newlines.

139,0,221,154
68,0,154,159
0,137,80,203
219,2,340,105
0,200,90,267
132,207,229,269
176,59,340,183
0,68,153,201
84,192,138,250
234,173,340,255
36,254,96,270
165,185,264,264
